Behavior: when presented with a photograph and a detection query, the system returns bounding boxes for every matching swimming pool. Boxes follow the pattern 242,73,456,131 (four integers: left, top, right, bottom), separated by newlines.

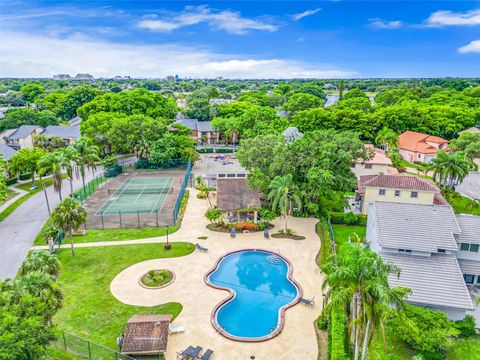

205,249,302,341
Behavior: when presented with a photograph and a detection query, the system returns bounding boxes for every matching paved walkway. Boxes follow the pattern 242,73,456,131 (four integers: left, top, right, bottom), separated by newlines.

0,168,99,280
107,189,324,360
0,186,27,213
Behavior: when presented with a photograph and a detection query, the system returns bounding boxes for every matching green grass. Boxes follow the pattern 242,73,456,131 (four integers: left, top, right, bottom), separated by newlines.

0,193,32,222
398,159,424,170
46,346,85,360
53,242,195,348
332,224,366,255
446,335,480,359
316,221,332,266
368,326,412,360
15,174,69,194
34,223,180,245
405,171,433,180
0,188,18,206
448,195,480,216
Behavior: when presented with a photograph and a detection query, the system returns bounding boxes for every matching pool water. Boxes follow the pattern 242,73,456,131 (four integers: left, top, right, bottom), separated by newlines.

207,250,300,340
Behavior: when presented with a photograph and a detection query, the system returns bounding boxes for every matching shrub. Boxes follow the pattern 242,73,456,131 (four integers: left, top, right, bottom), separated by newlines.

454,315,476,337
196,193,206,199
343,213,358,225
5,177,18,185
19,172,32,180
279,228,294,236
258,207,275,222
257,221,268,231
330,305,347,360
234,222,258,231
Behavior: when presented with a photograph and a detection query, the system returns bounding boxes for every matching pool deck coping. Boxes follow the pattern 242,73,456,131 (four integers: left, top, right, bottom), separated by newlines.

204,248,303,342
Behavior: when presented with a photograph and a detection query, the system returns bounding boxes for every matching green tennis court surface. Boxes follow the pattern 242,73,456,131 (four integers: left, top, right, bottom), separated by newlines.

97,177,174,215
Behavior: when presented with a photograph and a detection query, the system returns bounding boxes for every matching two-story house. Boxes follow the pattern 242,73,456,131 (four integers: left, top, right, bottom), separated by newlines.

172,116,221,145
366,202,476,320
352,144,397,178
40,125,80,146
398,131,448,163
356,174,447,214
456,215,480,287
1,125,43,150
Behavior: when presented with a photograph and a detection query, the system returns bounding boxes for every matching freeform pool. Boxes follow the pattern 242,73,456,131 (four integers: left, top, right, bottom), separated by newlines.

205,249,301,341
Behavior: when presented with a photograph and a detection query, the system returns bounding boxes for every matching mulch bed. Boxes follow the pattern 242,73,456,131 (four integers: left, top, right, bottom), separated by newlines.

206,223,274,233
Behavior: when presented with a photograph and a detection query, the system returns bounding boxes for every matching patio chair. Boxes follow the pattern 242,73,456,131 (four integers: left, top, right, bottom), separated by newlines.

169,324,186,334
195,243,208,252
198,349,214,360
191,346,203,358
177,346,196,359
299,297,315,306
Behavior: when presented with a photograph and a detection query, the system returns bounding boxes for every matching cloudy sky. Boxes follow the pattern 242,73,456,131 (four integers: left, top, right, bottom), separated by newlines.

0,1,479,78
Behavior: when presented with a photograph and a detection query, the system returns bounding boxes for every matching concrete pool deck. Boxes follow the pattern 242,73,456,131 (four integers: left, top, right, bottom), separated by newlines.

110,189,325,360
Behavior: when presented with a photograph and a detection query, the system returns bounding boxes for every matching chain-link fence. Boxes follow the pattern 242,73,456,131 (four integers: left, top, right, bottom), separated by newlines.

74,175,108,203
173,161,192,224
53,331,136,360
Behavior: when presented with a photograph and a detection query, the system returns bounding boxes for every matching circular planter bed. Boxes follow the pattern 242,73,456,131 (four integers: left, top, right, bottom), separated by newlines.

139,269,175,289
206,223,274,233
271,233,306,240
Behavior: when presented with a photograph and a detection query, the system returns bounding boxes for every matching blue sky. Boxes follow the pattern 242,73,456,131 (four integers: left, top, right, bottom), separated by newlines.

0,1,479,78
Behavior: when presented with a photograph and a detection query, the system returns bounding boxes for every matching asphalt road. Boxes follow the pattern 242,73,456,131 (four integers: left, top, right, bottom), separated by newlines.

0,168,100,280
456,172,480,200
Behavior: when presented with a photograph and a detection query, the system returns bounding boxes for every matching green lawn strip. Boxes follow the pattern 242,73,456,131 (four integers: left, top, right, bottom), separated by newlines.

398,159,423,170
331,224,366,256
405,171,433,180
316,221,332,266
0,193,33,222
368,326,411,360
54,242,195,349
34,223,179,245
46,346,85,360
0,188,18,206
448,195,480,216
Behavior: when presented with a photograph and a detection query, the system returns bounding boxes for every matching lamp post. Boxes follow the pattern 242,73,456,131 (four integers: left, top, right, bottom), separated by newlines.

164,225,171,250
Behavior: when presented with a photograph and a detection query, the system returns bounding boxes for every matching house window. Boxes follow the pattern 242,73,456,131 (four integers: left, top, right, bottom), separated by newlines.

411,191,418,198
398,249,412,254
460,243,480,252
418,154,421,159
464,274,474,284
477,276,480,284
364,164,373,169
460,243,470,251
351,163,356,168
378,189,386,196
394,190,401,197
437,249,446,253
471,244,479,252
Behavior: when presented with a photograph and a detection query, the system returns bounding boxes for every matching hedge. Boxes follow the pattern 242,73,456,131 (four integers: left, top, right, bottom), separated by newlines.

329,211,367,226
197,148,235,154
19,172,32,181
330,305,347,360
5,177,18,186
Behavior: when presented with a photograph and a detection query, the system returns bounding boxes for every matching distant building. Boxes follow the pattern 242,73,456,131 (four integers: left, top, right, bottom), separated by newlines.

53,74,71,80
352,144,397,178
171,118,220,145
209,98,233,105
67,116,82,127
216,76,224,80
176,99,187,109
398,131,448,163
74,73,94,81
458,127,480,135
166,75,175,81
1,125,43,150
40,126,80,145
323,83,336,90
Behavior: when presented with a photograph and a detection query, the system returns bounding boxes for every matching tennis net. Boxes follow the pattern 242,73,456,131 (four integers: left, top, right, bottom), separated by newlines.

107,187,173,195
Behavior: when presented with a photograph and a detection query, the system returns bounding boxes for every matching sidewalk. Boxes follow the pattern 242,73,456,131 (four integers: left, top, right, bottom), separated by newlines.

0,186,28,213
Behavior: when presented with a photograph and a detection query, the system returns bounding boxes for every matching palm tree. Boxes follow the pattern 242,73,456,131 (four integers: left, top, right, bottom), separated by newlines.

72,139,100,194
321,244,409,360
375,127,398,151
38,152,66,201
52,197,87,257
428,150,470,188
59,147,78,196
19,250,60,277
135,139,151,159
267,174,302,232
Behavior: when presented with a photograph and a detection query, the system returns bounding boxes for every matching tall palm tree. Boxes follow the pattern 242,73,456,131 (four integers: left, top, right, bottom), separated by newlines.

321,244,409,360
72,139,100,193
428,150,470,187
375,127,398,151
52,197,87,257
267,174,302,232
135,139,151,159
38,152,66,201
59,147,78,196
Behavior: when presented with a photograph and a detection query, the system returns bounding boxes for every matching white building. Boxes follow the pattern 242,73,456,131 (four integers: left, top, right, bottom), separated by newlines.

366,202,477,320
352,144,397,178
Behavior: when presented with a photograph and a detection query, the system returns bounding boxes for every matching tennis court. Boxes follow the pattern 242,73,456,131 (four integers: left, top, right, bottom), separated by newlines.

98,177,174,215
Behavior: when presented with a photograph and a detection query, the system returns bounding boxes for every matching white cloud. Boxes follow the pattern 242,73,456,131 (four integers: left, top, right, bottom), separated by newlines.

426,9,480,27
0,31,357,79
368,18,403,29
291,8,321,21
136,5,278,35
458,39,480,54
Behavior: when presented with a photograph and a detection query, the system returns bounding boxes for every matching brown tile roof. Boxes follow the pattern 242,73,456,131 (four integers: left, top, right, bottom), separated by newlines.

121,314,171,355
357,174,439,194
357,144,392,165
398,131,448,154
216,178,261,211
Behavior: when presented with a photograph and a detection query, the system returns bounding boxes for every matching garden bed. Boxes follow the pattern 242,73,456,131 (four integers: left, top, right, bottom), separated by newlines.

139,269,175,289
206,222,274,233
271,233,305,240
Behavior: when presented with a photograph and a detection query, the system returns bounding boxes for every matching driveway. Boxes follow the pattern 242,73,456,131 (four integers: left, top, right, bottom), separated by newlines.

0,168,100,280
457,172,480,200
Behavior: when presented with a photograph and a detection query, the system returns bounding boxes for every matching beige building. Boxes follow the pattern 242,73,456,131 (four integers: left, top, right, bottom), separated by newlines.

1,125,43,149
356,174,447,214
352,144,398,177
398,131,448,163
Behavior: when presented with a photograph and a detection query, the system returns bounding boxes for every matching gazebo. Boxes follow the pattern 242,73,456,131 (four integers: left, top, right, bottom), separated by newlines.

121,314,172,356
216,177,261,223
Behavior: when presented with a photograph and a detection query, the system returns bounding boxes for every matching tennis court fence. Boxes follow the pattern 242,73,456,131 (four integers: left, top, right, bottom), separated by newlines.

74,175,108,203
53,330,136,360
173,161,192,225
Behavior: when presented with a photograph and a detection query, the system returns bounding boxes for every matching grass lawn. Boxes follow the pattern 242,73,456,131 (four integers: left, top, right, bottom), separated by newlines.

368,326,412,360
398,159,425,170
332,224,366,255
405,171,433,180
448,194,480,216
15,174,69,194
0,188,18,206
46,346,84,360
446,335,480,359
34,223,180,245
53,242,195,349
